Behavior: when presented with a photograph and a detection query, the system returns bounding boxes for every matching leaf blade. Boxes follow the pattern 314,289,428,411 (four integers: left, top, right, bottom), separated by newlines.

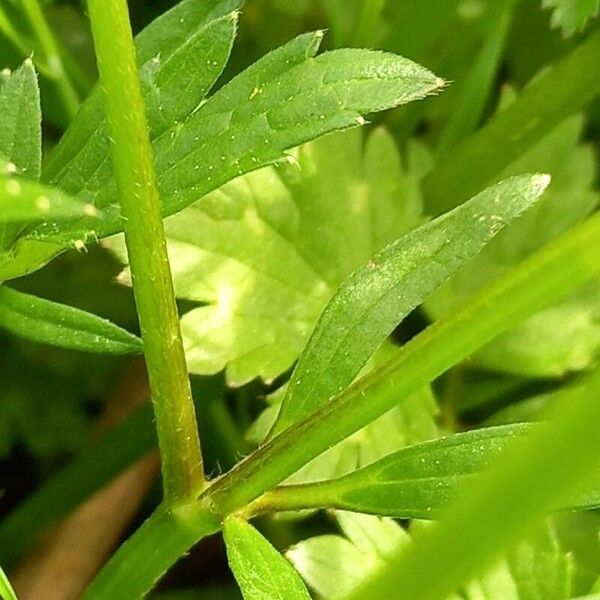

0,286,142,354
542,0,600,36
0,59,41,179
223,516,311,600
272,174,551,435
4,34,442,283
345,369,600,600
259,424,600,519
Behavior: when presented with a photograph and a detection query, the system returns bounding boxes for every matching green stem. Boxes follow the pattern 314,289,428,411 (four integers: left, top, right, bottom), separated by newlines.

204,211,600,515
87,0,204,503
82,208,600,599
20,0,80,119
424,26,600,215
82,504,220,600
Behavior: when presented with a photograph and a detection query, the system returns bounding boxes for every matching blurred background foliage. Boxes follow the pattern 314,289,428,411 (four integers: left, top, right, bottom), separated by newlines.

0,0,599,598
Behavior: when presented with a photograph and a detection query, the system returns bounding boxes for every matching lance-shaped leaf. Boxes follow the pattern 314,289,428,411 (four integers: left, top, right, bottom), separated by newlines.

2,18,442,282
43,0,241,187
223,516,311,600
258,424,600,519
0,286,142,354
0,59,42,251
110,128,427,385
272,174,551,435
33,36,443,247
0,0,241,280
0,177,97,222
427,115,600,377
0,59,41,179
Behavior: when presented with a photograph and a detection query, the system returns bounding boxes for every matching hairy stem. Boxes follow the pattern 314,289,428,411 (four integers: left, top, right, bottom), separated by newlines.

82,504,220,600
87,0,204,502
83,209,600,599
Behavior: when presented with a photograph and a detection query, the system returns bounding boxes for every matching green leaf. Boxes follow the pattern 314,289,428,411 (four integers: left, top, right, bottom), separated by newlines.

542,0,600,36
0,59,42,251
286,386,439,487
0,0,241,281
272,173,551,435
110,127,425,385
428,115,600,377
287,512,408,600
44,0,241,185
4,25,442,282
288,515,577,600
58,40,440,242
283,342,439,487
0,59,41,179
245,340,439,491
203,211,600,519
0,176,97,222
463,521,573,600
0,286,142,354
223,516,311,600
0,564,17,600
255,424,600,518
345,370,600,600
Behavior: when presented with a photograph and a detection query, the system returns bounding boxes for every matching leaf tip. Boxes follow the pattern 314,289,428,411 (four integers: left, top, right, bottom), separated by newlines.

531,173,551,196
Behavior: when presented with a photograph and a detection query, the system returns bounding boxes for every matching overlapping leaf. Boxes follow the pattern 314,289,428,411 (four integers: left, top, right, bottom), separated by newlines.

288,513,592,600
0,177,96,222
111,128,425,385
427,115,600,377
287,512,408,600
1,1,442,282
0,59,40,179
0,59,41,251
244,342,439,487
273,173,551,434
